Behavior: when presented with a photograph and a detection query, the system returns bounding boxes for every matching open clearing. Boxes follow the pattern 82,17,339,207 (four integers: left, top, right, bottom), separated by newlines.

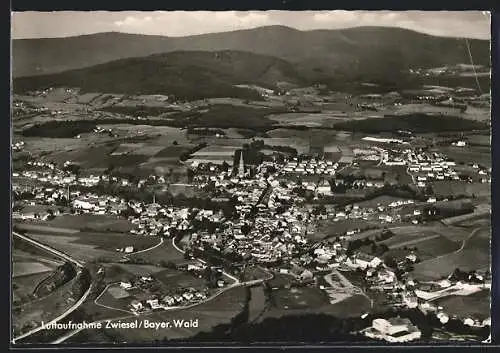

13,261,53,278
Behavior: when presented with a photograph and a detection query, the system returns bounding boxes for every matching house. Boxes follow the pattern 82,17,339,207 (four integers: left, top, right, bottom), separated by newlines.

162,296,175,306
406,254,418,263
363,317,422,342
146,298,161,310
300,269,314,281
130,300,143,311
349,253,382,269
120,281,132,290
437,312,450,324
378,269,396,283
403,295,418,309
124,246,134,254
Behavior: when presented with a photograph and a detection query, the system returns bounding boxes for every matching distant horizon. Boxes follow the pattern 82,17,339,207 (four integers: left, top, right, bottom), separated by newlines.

12,25,492,41
12,11,491,40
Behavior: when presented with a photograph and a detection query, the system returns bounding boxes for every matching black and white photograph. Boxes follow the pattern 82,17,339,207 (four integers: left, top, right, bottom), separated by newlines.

10,10,492,345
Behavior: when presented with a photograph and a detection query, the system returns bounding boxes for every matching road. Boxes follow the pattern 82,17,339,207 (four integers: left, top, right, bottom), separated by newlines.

12,231,92,344
53,237,271,344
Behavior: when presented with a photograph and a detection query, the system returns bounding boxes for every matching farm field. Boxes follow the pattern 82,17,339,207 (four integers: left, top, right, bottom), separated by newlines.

411,228,490,281
439,146,491,167
316,219,378,240
270,286,328,310
13,262,53,278
248,286,267,323
12,275,79,337
406,235,461,261
431,181,491,198
13,268,56,303
96,286,133,312
268,112,350,127
25,231,160,262
46,214,134,233
260,293,371,322
128,240,184,265
435,289,490,320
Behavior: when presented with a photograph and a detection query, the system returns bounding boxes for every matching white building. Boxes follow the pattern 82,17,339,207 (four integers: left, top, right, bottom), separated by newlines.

120,281,132,290
364,317,422,342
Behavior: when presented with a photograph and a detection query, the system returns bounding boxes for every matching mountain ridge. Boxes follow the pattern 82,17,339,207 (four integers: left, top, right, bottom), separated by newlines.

13,25,490,78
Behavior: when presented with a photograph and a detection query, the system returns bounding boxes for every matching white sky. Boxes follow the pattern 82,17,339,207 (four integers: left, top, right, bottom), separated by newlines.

12,11,491,40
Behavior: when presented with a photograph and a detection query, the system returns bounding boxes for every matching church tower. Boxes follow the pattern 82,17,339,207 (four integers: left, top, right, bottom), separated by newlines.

238,150,245,178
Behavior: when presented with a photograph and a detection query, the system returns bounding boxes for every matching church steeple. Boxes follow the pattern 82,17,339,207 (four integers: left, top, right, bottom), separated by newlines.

238,150,245,178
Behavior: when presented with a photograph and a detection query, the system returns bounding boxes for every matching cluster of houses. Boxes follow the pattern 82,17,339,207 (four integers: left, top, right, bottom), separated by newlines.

405,150,461,186
12,141,25,152
281,158,338,175
117,276,209,314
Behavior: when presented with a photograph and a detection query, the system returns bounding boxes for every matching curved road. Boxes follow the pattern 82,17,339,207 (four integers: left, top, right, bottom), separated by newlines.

53,237,271,344
12,231,92,344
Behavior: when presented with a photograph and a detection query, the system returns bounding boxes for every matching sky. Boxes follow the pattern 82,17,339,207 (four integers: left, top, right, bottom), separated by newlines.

12,11,491,40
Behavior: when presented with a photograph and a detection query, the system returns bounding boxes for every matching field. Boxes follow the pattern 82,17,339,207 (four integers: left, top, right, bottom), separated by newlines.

12,246,59,303
25,230,160,262
404,235,461,260
13,262,53,277
435,289,490,320
248,286,267,323
315,219,377,240
128,240,184,265
431,181,491,198
270,286,329,310
260,293,371,322
111,263,166,276
12,274,79,337
154,268,207,292
411,228,490,280
46,214,134,233
439,146,491,167
268,112,351,128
